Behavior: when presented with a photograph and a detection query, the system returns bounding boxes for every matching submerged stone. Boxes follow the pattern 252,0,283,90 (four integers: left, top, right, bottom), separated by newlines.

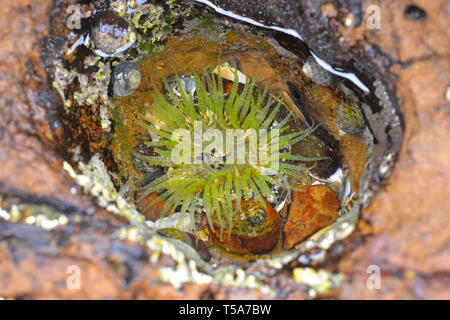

283,185,339,249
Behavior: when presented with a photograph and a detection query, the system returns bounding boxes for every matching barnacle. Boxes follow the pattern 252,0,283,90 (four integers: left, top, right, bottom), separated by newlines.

136,70,326,232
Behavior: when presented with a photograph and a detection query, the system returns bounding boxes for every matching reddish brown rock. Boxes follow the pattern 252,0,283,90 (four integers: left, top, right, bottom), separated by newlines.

283,185,339,249
0,0,90,209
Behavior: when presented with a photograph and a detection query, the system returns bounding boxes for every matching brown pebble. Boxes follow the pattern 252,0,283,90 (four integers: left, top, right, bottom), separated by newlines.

283,185,339,249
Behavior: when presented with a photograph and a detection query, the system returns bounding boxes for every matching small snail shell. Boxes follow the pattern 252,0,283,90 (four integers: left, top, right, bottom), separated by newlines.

112,62,141,97
90,10,136,57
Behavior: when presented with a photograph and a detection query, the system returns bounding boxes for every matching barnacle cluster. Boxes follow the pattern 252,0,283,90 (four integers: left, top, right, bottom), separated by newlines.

137,70,324,232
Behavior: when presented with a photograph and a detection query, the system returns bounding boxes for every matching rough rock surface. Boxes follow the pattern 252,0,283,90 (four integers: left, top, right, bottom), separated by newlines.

0,0,449,299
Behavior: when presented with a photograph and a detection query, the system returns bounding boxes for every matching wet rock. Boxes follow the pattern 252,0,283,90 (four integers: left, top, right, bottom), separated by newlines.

283,185,339,249
90,10,136,57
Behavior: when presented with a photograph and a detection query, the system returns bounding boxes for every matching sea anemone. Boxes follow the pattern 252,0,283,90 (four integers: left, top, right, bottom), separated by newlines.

136,69,324,232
